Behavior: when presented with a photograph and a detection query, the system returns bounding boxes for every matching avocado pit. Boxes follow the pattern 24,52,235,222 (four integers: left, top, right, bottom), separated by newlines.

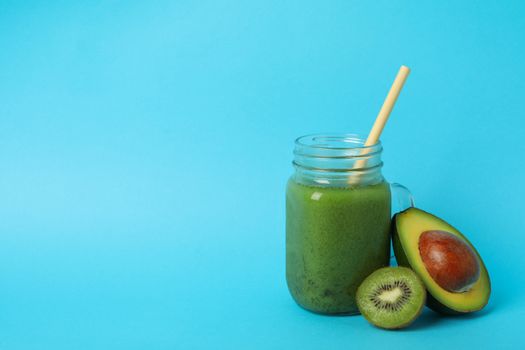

418,230,480,293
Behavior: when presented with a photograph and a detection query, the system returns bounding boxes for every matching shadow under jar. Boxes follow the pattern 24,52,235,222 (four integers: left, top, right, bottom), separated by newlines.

286,133,412,315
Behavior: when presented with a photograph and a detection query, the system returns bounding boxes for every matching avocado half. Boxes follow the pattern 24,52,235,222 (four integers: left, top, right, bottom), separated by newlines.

392,208,491,314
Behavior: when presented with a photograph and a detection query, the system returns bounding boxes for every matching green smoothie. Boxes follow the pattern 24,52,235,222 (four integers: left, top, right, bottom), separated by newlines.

286,179,391,315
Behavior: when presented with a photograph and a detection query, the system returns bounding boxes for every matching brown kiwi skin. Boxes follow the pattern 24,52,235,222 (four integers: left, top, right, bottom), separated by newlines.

356,268,427,330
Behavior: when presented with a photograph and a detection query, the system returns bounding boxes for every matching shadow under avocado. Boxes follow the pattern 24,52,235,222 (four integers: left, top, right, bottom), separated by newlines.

405,303,494,331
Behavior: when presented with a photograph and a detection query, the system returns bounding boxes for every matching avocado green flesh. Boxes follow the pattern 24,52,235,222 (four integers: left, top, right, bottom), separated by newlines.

392,208,491,313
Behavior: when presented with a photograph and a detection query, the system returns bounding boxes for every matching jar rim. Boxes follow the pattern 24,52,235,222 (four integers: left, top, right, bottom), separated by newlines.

295,133,382,151
294,133,383,160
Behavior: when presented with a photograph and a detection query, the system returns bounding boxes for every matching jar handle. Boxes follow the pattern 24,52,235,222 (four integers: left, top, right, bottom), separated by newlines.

389,183,414,265
390,182,415,215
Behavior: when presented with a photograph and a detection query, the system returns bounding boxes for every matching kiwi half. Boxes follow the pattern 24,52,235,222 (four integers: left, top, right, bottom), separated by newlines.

356,267,426,329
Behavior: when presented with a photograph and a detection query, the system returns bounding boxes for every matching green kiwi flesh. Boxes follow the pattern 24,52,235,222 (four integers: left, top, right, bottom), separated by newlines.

356,267,426,329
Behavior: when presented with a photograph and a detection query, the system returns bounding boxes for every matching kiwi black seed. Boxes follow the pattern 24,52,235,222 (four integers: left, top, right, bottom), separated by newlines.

356,267,426,329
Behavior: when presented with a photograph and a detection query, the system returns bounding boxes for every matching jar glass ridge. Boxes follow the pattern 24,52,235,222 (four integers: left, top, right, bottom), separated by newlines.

292,133,385,187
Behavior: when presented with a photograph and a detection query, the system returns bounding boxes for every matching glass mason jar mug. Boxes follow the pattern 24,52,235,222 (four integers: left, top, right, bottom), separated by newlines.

286,133,413,315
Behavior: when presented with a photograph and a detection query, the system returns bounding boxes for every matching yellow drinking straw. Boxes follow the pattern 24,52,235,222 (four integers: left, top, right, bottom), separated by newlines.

350,65,410,183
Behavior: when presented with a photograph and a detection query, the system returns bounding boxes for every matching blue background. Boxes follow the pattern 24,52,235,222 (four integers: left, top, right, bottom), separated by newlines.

1,0,524,348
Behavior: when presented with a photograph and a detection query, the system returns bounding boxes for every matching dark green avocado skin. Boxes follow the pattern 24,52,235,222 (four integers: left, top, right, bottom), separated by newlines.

391,213,463,315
